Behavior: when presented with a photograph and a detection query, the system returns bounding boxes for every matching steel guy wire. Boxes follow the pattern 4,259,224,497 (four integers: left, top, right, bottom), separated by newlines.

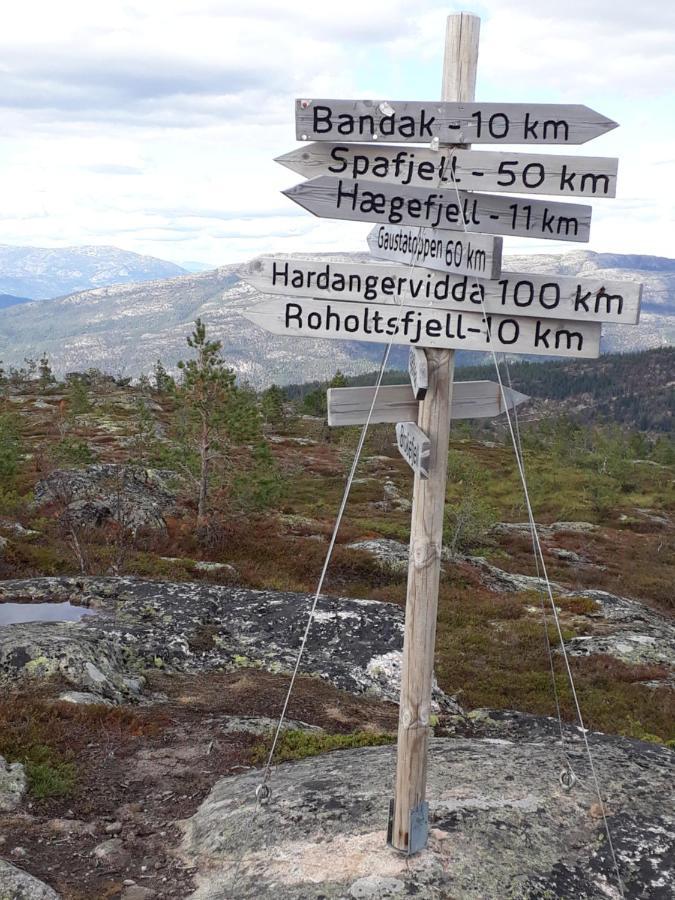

445,167,626,898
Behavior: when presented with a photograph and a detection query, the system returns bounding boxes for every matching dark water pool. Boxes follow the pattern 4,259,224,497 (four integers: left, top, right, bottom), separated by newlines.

0,602,98,626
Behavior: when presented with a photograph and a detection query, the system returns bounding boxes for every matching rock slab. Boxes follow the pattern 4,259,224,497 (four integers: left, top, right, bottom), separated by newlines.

0,859,60,899
182,716,675,899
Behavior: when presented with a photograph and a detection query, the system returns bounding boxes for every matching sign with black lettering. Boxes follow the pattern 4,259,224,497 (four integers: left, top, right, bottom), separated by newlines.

327,382,529,427
277,143,618,198
396,422,431,479
242,297,602,359
295,100,617,145
367,225,502,278
409,348,428,400
283,177,591,242
242,257,641,325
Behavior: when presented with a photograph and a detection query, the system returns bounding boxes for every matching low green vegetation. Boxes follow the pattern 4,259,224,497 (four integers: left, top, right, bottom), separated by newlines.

251,728,395,764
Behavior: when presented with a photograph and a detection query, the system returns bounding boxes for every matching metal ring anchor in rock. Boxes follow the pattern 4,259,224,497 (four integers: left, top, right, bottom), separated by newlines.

559,766,577,790
255,783,272,805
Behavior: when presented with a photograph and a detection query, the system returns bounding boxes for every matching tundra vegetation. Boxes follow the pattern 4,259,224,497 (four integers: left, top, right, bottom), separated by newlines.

0,336,673,790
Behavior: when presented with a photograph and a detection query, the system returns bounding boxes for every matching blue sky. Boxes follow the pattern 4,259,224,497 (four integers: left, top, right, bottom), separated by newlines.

0,0,672,266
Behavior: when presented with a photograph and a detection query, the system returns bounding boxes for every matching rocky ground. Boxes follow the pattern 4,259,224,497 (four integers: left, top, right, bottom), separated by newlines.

183,714,675,899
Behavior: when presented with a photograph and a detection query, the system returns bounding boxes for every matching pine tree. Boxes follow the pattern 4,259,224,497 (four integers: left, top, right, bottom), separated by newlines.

176,319,261,521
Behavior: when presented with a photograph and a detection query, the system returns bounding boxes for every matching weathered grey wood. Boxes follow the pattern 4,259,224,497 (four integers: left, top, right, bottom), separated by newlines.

242,296,601,358
396,422,431,479
295,100,617,145
243,256,642,325
409,348,429,400
282,176,592,242
276,143,618,197
368,225,502,279
326,381,530,426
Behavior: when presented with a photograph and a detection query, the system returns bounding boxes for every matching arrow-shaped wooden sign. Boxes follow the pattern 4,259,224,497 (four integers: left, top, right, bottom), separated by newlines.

242,257,641,325
327,381,530,426
242,296,601,358
276,143,618,198
367,225,503,278
295,100,618,145
282,177,592,242
396,422,431,479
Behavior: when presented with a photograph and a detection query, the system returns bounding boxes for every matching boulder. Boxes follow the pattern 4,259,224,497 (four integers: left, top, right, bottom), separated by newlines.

181,713,675,899
34,464,178,534
0,754,26,813
0,859,60,899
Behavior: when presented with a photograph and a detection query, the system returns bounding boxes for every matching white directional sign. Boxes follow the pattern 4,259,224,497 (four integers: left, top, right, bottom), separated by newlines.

295,100,618,145
368,225,502,279
327,381,530,427
396,422,431,479
242,297,602,359
243,257,642,325
283,177,591,242
408,348,428,400
276,143,618,198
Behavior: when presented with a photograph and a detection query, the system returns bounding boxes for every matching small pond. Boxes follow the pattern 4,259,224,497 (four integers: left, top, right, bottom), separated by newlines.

0,602,98,626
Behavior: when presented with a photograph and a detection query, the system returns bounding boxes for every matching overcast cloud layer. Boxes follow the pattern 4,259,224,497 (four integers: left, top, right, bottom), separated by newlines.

0,0,672,266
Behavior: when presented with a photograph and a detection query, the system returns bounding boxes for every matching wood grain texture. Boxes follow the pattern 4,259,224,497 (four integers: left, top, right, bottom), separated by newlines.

294,100,617,145
276,143,618,197
282,176,592,242
391,10,477,855
242,297,602,358
326,381,530,426
243,256,641,325
368,225,502,279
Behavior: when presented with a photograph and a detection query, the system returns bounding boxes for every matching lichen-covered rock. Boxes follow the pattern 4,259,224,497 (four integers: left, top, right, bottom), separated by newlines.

0,578,459,711
181,715,675,899
0,754,26,813
0,619,145,702
34,464,178,533
491,521,598,538
0,859,60,899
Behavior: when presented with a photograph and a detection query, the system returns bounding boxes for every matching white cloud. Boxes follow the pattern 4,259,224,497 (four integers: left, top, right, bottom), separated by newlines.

0,0,672,265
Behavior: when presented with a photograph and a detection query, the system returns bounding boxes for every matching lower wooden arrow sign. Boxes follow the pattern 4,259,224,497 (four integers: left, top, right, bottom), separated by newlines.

396,422,431,479
327,381,529,426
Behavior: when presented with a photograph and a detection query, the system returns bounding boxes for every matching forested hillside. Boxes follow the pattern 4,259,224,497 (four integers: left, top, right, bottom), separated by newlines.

287,347,674,434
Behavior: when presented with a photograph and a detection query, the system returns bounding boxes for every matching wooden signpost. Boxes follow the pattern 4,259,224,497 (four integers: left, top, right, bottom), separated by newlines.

326,381,530,427
396,422,431,479
276,143,618,197
295,99,618,145
282,176,593,242
244,255,641,324
240,8,642,861
409,348,429,400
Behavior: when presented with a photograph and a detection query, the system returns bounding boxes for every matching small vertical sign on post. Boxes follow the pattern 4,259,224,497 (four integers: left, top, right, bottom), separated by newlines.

408,348,429,400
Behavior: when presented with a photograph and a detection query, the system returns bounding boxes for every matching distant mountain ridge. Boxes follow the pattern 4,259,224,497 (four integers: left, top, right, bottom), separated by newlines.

0,250,672,386
0,243,187,301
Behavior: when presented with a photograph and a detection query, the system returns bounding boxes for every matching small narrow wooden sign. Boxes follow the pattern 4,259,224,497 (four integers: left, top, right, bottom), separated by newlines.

408,348,428,400
276,143,619,198
368,225,502,278
327,381,530,426
243,257,642,325
242,296,602,359
295,100,618,145
283,177,592,243
396,422,431,479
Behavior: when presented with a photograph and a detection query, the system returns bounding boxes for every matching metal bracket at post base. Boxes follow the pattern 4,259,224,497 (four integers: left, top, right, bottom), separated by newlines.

386,798,429,855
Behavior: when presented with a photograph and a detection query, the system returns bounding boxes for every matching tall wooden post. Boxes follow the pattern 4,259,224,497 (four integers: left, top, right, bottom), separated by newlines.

390,11,480,855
